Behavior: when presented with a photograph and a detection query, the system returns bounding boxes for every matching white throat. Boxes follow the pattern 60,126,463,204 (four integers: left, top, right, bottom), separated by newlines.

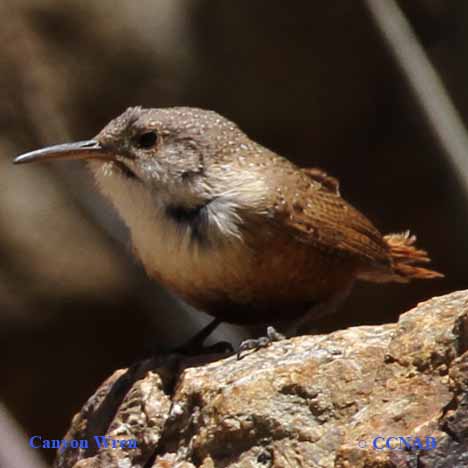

90,161,268,295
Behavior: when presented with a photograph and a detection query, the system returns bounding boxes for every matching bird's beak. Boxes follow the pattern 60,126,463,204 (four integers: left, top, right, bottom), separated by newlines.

13,140,113,165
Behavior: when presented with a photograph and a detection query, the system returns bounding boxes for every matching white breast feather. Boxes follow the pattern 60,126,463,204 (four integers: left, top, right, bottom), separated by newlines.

91,162,268,294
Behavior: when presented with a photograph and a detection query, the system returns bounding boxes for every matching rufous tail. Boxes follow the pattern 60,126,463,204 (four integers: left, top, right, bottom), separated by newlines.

384,231,443,282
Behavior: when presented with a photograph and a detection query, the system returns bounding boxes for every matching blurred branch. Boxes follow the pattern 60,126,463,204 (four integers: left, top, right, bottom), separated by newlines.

364,0,468,198
0,403,48,468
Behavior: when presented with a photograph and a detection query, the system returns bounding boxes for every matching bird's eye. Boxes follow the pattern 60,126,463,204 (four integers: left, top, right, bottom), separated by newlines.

135,131,158,149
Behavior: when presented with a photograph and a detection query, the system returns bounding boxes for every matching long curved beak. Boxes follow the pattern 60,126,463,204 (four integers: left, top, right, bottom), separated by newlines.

13,140,113,165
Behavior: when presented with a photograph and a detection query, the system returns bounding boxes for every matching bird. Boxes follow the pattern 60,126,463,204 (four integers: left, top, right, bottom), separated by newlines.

14,106,443,353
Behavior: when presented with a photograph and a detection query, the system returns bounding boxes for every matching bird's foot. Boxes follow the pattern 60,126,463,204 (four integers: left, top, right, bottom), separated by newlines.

237,326,285,359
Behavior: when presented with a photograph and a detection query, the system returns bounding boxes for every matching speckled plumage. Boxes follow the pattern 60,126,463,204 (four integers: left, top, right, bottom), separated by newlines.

15,107,443,332
86,107,442,329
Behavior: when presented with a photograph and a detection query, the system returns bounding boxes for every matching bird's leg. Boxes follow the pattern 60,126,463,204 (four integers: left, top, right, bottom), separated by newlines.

236,287,354,359
174,318,233,355
237,326,285,359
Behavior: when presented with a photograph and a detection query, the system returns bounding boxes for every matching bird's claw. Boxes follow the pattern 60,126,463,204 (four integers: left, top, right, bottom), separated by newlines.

237,326,285,359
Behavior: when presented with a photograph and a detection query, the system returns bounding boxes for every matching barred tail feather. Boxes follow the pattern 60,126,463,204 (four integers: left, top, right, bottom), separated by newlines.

384,231,443,282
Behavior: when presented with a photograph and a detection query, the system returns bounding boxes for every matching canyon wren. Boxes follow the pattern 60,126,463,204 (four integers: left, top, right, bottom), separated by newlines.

14,107,442,346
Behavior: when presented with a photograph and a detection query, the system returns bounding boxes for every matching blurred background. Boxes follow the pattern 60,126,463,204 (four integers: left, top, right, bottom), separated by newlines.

1,0,467,465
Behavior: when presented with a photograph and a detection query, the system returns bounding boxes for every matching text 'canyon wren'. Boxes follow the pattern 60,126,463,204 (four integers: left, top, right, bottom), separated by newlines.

14,107,443,346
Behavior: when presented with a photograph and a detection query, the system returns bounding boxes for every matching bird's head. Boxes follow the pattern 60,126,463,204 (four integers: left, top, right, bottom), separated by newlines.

14,107,271,243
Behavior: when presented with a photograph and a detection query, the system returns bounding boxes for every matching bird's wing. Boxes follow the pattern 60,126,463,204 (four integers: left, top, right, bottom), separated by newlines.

302,168,340,195
275,168,391,267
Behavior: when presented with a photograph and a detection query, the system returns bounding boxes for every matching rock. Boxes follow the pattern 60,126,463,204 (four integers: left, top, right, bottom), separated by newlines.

55,291,468,467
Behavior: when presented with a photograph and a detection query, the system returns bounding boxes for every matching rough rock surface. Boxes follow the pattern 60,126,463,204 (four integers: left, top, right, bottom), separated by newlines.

55,291,468,467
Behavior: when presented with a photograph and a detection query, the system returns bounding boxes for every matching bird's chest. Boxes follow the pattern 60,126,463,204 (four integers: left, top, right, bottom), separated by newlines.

130,213,251,303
